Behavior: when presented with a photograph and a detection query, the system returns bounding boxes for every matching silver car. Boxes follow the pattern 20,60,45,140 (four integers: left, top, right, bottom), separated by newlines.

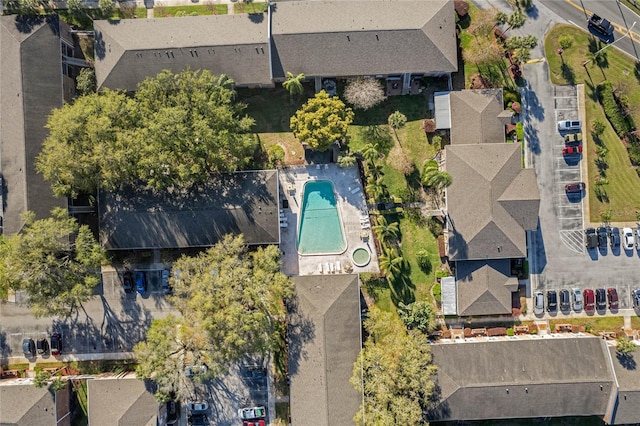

534,291,544,315
572,288,583,311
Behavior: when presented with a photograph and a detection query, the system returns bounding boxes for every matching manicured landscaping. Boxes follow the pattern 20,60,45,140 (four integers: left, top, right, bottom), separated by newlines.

545,25,640,221
151,4,228,17
549,316,625,334
233,2,268,14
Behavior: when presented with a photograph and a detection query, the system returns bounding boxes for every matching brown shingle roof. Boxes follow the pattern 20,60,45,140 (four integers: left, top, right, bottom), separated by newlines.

87,376,157,426
445,143,540,261
449,89,506,145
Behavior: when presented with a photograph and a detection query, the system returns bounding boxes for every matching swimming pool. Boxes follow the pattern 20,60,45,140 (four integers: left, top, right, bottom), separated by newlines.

297,180,347,255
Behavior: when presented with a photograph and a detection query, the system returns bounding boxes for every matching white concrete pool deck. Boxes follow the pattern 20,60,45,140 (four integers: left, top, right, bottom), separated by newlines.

279,164,380,277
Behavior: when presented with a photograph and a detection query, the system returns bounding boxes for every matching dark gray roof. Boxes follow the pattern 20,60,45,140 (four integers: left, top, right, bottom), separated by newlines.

270,0,457,79
449,89,506,145
455,259,517,316
288,274,361,426
0,382,69,425
428,337,615,422
608,346,640,425
98,170,280,249
93,15,272,91
0,15,67,235
446,143,540,261
87,377,157,426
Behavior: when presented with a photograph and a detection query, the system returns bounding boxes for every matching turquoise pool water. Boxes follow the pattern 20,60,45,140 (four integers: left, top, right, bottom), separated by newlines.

297,180,346,255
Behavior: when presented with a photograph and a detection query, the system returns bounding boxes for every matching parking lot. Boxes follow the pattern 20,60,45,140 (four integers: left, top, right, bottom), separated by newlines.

526,83,640,313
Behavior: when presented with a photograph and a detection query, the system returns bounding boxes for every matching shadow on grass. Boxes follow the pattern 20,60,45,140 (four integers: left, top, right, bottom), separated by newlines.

561,63,576,84
388,263,416,308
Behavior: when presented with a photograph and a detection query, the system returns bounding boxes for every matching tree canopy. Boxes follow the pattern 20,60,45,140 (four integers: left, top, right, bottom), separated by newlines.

37,70,256,197
134,234,294,400
0,208,106,318
350,306,437,425
290,90,354,151
343,78,386,110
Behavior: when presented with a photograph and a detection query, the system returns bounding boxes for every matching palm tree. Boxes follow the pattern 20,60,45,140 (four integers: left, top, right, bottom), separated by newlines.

366,182,385,200
361,143,380,163
378,247,404,281
372,216,400,244
426,171,453,190
283,72,305,98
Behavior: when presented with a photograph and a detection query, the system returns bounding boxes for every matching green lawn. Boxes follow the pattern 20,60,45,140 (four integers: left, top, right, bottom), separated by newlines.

549,317,625,334
151,4,228,17
545,25,640,221
233,2,268,14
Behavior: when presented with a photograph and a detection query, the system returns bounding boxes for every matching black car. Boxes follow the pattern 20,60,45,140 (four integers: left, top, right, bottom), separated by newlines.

123,271,134,293
188,414,207,426
23,338,35,357
37,338,49,355
597,227,608,249
633,289,640,309
546,290,558,312
595,288,607,310
608,227,621,248
585,228,598,249
50,333,62,356
559,289,571,310
588,14,614,37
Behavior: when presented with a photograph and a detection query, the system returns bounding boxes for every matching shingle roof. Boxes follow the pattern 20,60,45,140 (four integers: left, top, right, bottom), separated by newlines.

0,383,60,425
87,376,157,426
428,337,615,422
98,170,280,249
449,89,506,144
445,143,540,261
93,15,272,91
0,15,66,235
288,274,362,426
455,259,518,316
607,346,640,424
270,0,457,79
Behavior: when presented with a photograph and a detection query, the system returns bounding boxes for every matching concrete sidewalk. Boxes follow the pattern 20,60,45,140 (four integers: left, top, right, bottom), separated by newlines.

6,352,135,367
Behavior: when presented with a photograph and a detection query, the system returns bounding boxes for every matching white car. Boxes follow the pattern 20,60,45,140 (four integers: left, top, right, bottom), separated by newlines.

238,406,266,420
636,226,640,248
187,402,209,413
572,288,583,311
622,227,634,250
534,291,544,315
557,120,582,131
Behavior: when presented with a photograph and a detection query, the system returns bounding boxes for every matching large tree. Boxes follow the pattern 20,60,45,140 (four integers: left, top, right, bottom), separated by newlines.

343,78,386,110
290,90,354,151
134,234,294,399
0,209,106,318
37,70,256,197
350,307,437,425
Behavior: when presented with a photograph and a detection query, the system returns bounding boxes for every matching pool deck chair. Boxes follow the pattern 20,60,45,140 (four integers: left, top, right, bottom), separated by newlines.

329,262,335,273
324,164,329,170
280,222,288,228
361,222,370,229
350,187,361,194
325,262,330,273
316,164,321,170
318,263,323,274
336,261,341,273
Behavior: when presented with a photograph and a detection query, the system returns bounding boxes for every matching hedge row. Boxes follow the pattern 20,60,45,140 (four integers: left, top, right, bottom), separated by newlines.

597,81,632,137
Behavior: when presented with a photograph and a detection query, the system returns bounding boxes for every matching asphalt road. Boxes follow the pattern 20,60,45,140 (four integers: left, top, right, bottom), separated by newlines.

539,0,640,61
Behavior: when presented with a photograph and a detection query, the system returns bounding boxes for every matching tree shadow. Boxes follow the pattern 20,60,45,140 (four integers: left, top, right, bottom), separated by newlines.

389,263,416,308
285,295,316,378
616,352,637,370
0,331,11,367
561,63,576,84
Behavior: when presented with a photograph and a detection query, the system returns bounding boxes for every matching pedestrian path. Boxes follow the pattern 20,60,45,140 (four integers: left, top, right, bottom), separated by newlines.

6,352,135,367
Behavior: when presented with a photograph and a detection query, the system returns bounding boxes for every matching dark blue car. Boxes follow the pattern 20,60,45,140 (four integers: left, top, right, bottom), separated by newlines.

136,271,147,294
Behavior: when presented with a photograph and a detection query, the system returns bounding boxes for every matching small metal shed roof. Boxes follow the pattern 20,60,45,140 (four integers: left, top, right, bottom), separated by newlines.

434,91,451,130
441,276,457,315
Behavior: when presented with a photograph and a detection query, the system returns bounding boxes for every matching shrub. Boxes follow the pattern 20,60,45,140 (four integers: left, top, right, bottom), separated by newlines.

503,89,520,108
267,145,285,167
338,153,356,168
516,122,524,141
507,328,514,336
431,135,443,148
432,283,442,303
435,269,450,280
598,81,632,137
427,216,443,237
558,35,573,49
416,250,432,273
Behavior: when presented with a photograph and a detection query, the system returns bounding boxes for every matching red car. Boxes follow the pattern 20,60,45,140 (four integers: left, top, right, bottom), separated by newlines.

562,145,582,155
243,421,265,426
565,182,585,193
607,288,619,310
583,289,595,312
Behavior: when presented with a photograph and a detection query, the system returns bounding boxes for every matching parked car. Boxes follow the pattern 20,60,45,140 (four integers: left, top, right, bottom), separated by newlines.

562,145,582,155
243,421,266,426
607,288,619,310
595,288,606,310
50,333,62,356
583,289,595,312
622,227,634,250
633,289,640,309
187,402,209,413
585,228,598,249
608,227,620,248
238,407,266,420
188,414,207,426
36,338,49,355
166,400,180,425
557,120,582,131
534,291,544,315
122,271,134,293
597,227,608,249
23,338,35,357
136,271,147,294
559,289,571,310
566,182,585,193
637,226,640,248
546,290,557,313
185,364,208,378
588,13,614,36
572,288,583,311
161,269,172,295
